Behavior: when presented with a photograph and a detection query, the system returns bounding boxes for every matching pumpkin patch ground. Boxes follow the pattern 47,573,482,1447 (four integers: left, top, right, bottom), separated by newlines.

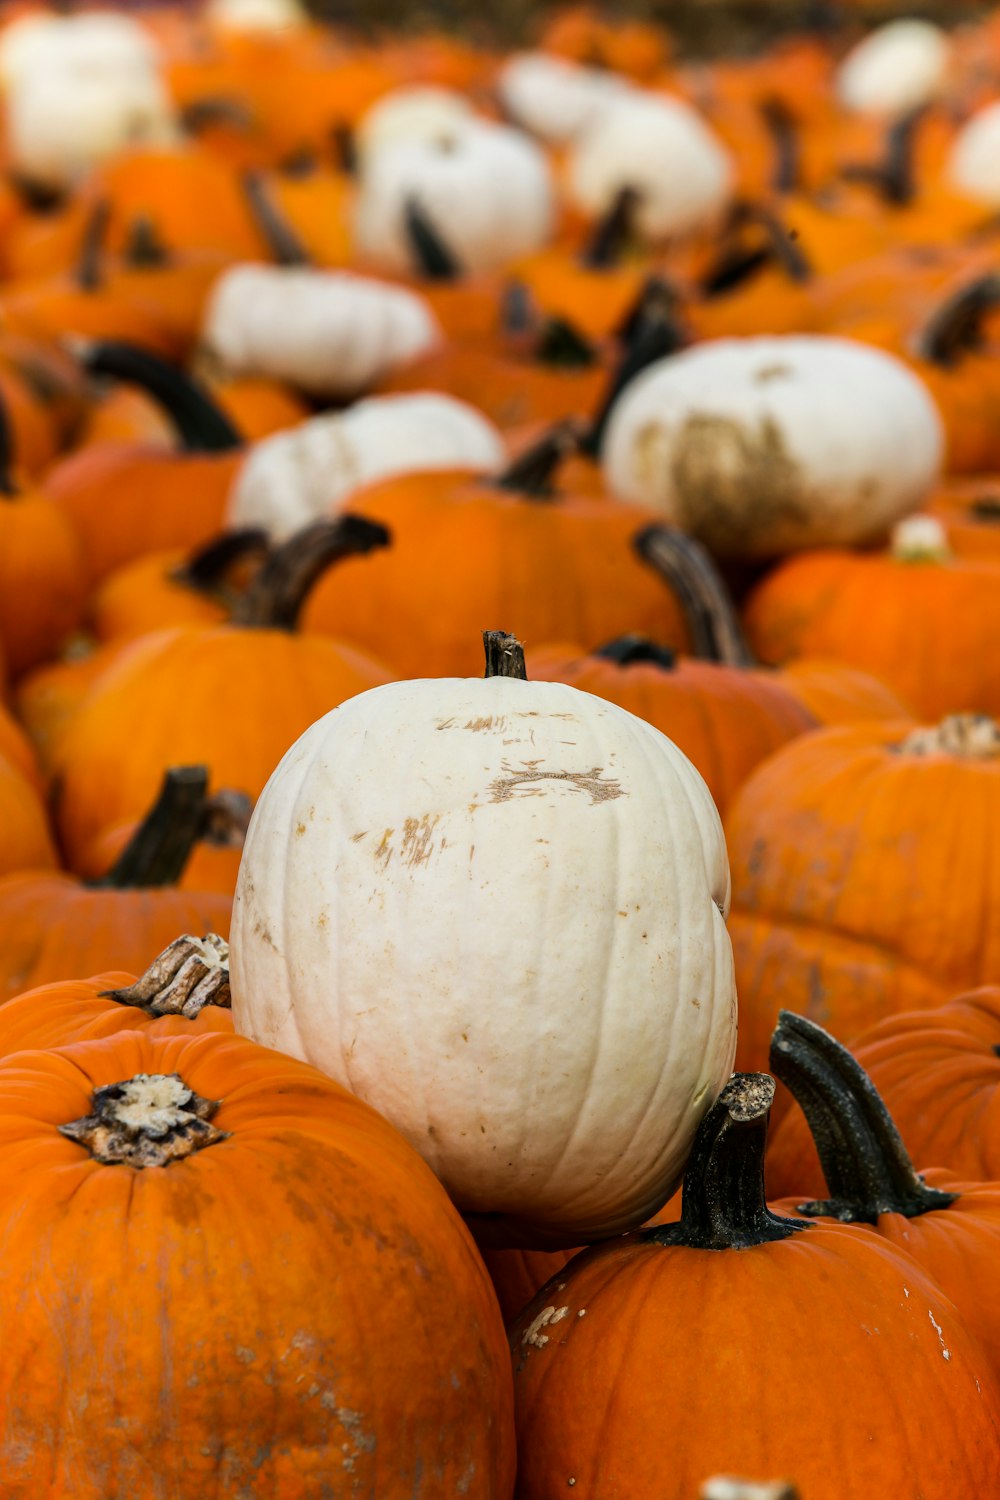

5,0,1000,1494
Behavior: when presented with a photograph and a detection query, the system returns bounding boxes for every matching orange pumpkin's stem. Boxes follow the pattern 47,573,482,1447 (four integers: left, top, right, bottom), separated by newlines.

242,170,311,267
493,420,582,499
171,528,272,602
229,514,390,630
580,184,640,269
584,279,686,454
483,630,526,679
759,96,800,196
92,766,217,890
769,1011,958,1223
99,933,232,1017
59,1072,227,1167
841,104,927,208
916,273,1000,368
644,1073,806,1250
405,197,463,281
79,340,244,451
74,198,110,292
634,525,757,667
594,634,677,669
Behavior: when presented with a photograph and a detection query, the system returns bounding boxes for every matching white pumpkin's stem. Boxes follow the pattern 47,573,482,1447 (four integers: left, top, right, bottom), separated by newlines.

769,1011,956,1223
483,630,527,680
100,934,231,1017
634,525,757,667
242,169,311,266
645,1073,806,1251
229,515,390,629
77,340,243,452
890,515,950,562
897,714,1000,759
915,272,1000,368
59,1073,227,1167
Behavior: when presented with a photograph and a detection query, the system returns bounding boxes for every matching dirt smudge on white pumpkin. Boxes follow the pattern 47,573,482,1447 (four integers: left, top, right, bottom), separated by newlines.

488,761,625,804
667,412,812,553
401,814,440,867
373,828,394,870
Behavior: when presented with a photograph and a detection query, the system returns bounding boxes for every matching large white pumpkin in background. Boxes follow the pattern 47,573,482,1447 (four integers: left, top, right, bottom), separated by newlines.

601,335,944,556
202,265,441,400
567,91,733,241
356,85,477,162
230,665,737,1248
354,120,554,275
227,392,505,539
497,52,634,145
0,10,161,90
835,20,951,116
205,0,308,33
946,101,1000,204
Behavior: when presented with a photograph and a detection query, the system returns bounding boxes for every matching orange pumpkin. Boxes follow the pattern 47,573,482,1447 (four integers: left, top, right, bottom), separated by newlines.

0,1027,515,1497
0,749,57,880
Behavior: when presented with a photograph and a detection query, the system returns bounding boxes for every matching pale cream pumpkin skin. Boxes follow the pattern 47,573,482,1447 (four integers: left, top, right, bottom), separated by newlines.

230,675,737,1248
835,19,952,116
202,266,442,401
601,336,944,556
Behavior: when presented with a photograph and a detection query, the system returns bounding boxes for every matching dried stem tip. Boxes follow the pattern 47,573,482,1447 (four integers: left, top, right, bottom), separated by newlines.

60,1073,227,1168
483,631,527,680
898,714,1000,760
100,934,231,1017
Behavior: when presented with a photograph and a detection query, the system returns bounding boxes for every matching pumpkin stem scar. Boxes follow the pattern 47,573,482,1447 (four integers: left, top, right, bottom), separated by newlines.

644,1073,807,1250
769,1011,958,1224
634,524,758,667
59,1073,228,1167
99,933,232,1017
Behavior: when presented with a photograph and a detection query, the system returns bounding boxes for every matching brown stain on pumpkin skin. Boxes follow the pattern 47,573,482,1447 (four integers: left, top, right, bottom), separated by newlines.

488,762,625,805
666,412,812,554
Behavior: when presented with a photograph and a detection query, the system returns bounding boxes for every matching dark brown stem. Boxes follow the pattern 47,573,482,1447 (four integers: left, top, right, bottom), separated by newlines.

645,1074,807,1250
229,515,390,630
243,170,310,267
584,280,687,455
769,1011,958,1222
916,274,1000,367
840,104,927,207
534,316,596,368
170,529,271,600
580,184,640,269
483,630,527,679
92,767,213,889
0,395,18,497
493,421,581,500
595,634,677,669
75,198,109,291
634,526,758,667
330,122,357,176
500,279,540,341
60,1073,227,1167
180,96,255,136
405,197,463,281
79,341,243,451
701,201,811,297
123,215,170,267
760,96,800,195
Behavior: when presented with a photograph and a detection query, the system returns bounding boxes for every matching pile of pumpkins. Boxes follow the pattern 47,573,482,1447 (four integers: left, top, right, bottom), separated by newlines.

5,0,1000,1493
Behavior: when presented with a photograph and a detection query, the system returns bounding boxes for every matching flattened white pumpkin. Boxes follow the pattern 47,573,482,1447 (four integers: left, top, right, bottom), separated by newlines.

230,671,737,1247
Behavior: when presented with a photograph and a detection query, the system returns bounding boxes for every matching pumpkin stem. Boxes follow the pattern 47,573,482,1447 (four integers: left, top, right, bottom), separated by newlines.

760,96,800,195
896,713,1000,760
170,528,271,602
92,766,221,890
0,394,20,498
594,634,677,669
534,315,596,368
59,1072,227,1167
493,420,582,500
584,279,686,455
179,95,255,136
500,279,540,341
243,169,311,267
99,933,232,1017
841,104,925,207
634,525,758,667
915,273,1000,368
404,197,463,281
580,184,640,269
769,1011,958,1222
229,514,390,630
646,1073,807,1250
331,121,357,176
75,197,110,291
483,630,527,679
77,340,243,452
701,201,811,297
123,215,170,267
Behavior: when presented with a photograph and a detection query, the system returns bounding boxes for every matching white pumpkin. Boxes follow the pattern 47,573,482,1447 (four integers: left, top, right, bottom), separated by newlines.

6,63,177,189
202,265,442,400
497,51,633,145
205,0,308,33
567,91,733,241
354,120,554,275
835,20,951,116
356,85,477,162
0,10,161,91
946,101,1000,204
227,392,506,539
230,664,737,1247
601,335,943,556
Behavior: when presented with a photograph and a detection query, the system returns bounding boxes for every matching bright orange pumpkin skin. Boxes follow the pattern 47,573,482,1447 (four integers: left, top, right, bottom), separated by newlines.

0,971,234,1053
0,486,87,678
0,750,57,879
768,987,1000,1196
0,871,232,1004
725,721,1000,1076
0,1029,515,1498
